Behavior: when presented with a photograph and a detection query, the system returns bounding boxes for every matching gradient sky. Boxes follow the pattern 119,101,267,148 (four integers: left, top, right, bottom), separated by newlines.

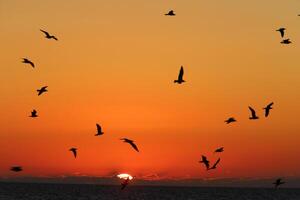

1,0,300,180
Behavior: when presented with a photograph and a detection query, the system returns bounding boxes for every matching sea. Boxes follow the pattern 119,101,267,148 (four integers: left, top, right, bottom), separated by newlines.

0,182,299,200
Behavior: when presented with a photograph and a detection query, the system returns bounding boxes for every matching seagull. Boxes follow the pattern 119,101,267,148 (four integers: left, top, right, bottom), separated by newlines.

22,58,35,68
37,86,48,96
40,29,58,40
225,117,236,124
120,138,139,152
281,39,291,44
165,10,175,16
174,66,185,84
276,28,286,38
121,177,130,190
248,106,259,120
29,109,38,118
10,166,22,172
208,158,221,170
263,102,274,117
69,148,77,158
199,155,210,170
273,178,285,188
214,147,224,153
95,123,104,136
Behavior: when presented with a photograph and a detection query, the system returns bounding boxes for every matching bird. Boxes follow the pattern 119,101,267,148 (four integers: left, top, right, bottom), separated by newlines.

225,117,236,124
199,155,210,170
22,58,35,68
276,28,285,38
40,29,58,40
69,148,77,158
120,138,139,152
248,106,259,120
95,124,104,136
263,102,274,117
37,86,48,96
29,109,38,118
165,10,175,16
281,39,291,44
10,166,22,172
174,66,185,84
208,158,221,170
214,147,224,153
273,178,285,188
121,177,130,190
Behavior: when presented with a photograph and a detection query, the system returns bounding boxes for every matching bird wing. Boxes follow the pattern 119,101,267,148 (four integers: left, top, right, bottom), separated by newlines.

212,158,221,168
32,110,37,114
129,141,139,152
40,29,50,37
268,102,274,107
96,124,102,133
72,149,77,157
178,66,184,80
280,29,284,37
248,106,256,117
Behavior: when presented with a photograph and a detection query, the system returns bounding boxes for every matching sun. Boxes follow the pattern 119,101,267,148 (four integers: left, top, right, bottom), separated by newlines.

117,173,133,180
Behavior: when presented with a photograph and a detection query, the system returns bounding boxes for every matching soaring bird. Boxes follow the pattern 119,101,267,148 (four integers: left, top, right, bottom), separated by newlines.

225,117,236,124
199,155,210,170
10,166,22,172
263,102,274,117
208,158,221,170
29,109,38,118
281,39,291,44
37,86,48,96
40,29,58,40
95,124,104,136
22,58,35,68
69,148,77,158
165,10,175,16
248,106,259,120
214,147,224,153
121,177,130,190
174,66,185,84
273,178,285,188
120,138,139,152
276,28,286,38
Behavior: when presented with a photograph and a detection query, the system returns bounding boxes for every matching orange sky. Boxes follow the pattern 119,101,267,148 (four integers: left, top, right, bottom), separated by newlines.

0,0,300,180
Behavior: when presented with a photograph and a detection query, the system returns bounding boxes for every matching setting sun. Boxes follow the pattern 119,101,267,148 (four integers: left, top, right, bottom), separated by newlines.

117,174,133,180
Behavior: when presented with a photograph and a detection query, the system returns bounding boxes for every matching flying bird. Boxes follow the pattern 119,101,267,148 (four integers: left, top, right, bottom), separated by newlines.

121,177,130,190
281,39,291,44
174,66,185,84
225,117,236,124
273,178,285,188
29,109,38,118
199,155,210,170
22,58,35,68
276,28,286,38
95,123,104,136
165,10,175,16
69,148,77,158
10,166,22,172
208,158,221,170
40,29,58,40
248,106,259,120
37,86,48,96
214,147,224,153
120,138,139,152
263,102,274,117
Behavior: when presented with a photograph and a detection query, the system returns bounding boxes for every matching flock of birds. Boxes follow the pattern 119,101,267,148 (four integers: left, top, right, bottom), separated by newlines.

10,9,289,190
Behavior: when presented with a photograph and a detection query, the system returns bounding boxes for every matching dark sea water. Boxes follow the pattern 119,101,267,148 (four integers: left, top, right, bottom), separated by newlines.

0,182,299,200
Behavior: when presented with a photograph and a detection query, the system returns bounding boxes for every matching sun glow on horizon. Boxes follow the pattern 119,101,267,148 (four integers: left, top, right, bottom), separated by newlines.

117,173,133,180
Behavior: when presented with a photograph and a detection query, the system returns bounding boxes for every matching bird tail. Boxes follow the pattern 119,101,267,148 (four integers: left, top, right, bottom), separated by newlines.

174,80,178,83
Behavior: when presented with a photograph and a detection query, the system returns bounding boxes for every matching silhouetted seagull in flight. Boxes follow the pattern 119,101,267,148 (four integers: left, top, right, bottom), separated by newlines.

281,39,291,44
248,106,259,120
276,28,285,38
40,29,58,40
273,178,285,188
37,86,48,96
10,166,22,172
214,147,224,153
95,123,104,136
30,109,38,118
225,117,236,124
174,66,185,84
165,10,175,16
263,102,274,117
69,148,77,158
120,138,139,152
121,177,130,190
208,158,221,170
199,155,210,170
22,58,35,68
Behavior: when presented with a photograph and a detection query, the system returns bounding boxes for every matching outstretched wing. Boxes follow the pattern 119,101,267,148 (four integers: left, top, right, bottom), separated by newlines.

212,158,221,168
267,102,274,108
248,106,256,117
129,141,139,152
280,29,284,38
178,66,184,80
96,124,102,133
40,29,50,37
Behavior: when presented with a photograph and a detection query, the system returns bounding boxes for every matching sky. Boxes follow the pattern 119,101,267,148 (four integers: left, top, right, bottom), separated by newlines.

1,0,300,182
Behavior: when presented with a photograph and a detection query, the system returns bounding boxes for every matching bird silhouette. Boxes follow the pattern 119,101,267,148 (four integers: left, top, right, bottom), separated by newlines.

165,10,175,16
95,123,104,136
37,86,48,96
273,178,285,188
281,39,291,44
174,66,185,84
199,155,210,170
10,166,22,172
276,28,285,38
120,138,139,152
248,106,259,120
69,148,77,158
208,158,221,170
121,177,130,190
29,109,38,118
22,58,35,68
225,117,236,124
214,147,224,153
40,29,58,40
263,102,274,117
